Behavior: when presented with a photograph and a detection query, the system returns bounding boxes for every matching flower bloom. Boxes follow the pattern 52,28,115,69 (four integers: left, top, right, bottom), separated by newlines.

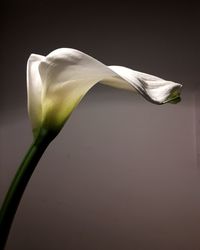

27,48,182,136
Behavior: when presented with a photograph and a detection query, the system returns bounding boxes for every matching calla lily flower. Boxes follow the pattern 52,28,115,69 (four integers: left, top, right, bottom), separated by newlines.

27,48,182,136
0,48,183,249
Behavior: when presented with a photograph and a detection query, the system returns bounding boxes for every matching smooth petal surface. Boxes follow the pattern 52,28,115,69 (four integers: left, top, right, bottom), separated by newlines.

27,48,182,133
27,54,44,133
38,48,115,130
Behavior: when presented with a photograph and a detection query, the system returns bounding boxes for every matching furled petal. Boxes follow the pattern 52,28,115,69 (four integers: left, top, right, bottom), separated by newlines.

27,54,44,134
106,66,182,104
27,48,182,133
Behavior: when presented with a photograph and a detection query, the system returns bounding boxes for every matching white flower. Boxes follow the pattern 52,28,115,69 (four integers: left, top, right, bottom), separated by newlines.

27,48,182,136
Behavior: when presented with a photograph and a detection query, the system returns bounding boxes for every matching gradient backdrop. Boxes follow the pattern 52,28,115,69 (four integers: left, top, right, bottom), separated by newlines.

1,1,200,250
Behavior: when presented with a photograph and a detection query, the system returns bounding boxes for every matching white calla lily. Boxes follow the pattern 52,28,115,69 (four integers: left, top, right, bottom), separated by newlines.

0,48,183,246
27,48,182,136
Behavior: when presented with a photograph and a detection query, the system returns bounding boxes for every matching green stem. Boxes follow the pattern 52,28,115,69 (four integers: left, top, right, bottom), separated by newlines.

0,128,57,250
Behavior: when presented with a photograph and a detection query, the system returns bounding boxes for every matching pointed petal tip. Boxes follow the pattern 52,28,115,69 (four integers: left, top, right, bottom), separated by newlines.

28,53,45,62
163,83,183,105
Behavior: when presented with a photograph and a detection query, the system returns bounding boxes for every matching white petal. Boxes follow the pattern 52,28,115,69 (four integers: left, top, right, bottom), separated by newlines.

105,66,182,104
34,48,182,130
27,54,44,133
38,48,115,129
39,48,181,104
39,48,112,87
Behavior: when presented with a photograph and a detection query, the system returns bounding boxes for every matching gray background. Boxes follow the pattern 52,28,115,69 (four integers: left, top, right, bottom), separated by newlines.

1,1,200,249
